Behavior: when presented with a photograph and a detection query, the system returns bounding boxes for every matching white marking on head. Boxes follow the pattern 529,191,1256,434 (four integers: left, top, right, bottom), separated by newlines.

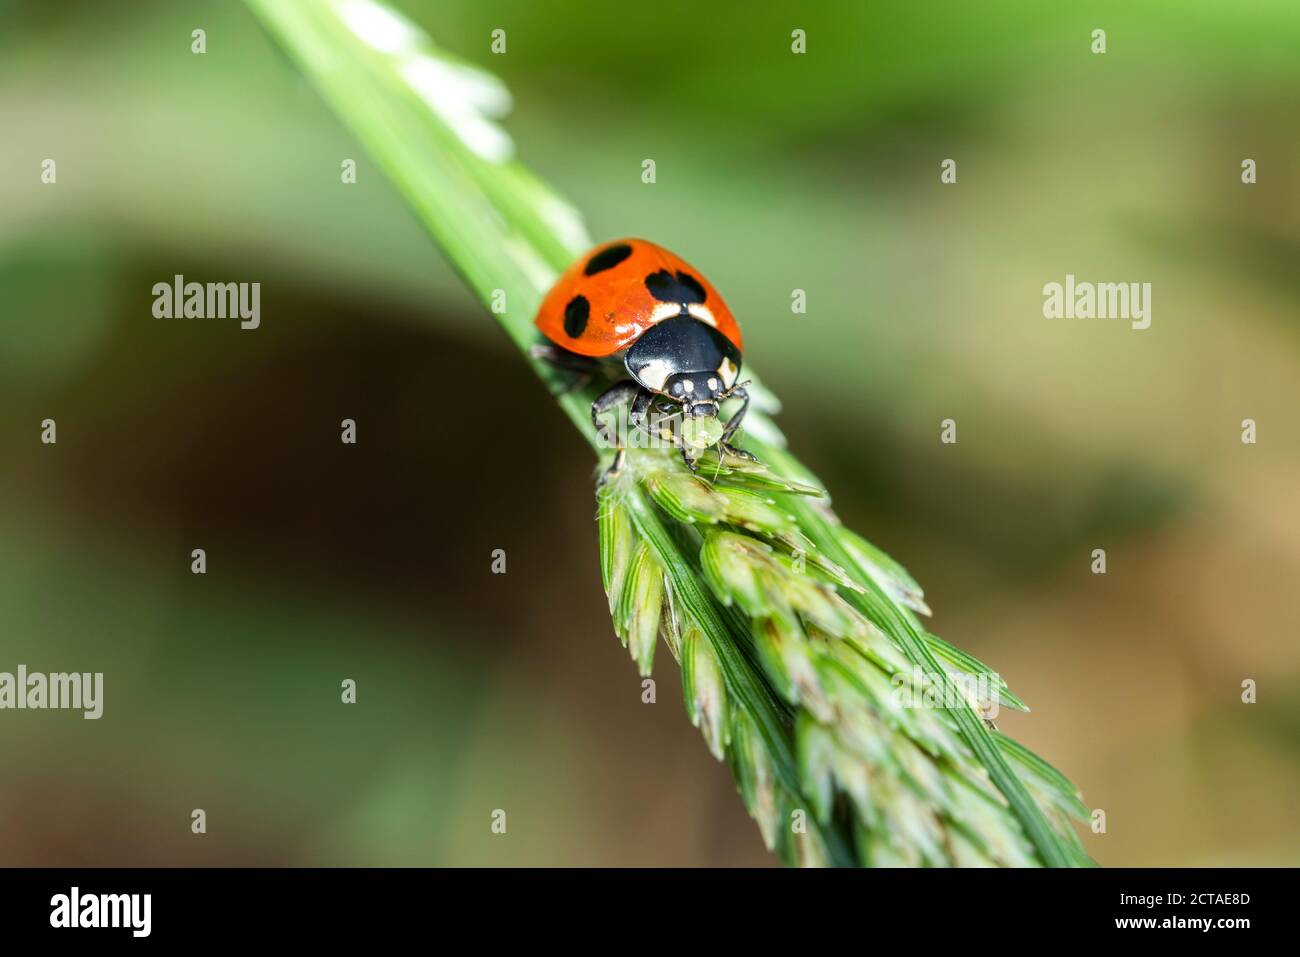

707,377,719,391
635,359,672,391
718,356,738,388
682,380,694,393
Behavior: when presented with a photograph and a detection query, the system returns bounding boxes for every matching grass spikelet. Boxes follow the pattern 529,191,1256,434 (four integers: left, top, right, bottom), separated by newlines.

248,0,1092,867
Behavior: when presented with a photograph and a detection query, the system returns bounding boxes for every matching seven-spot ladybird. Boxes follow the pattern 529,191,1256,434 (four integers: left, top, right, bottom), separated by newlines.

531,239,753,476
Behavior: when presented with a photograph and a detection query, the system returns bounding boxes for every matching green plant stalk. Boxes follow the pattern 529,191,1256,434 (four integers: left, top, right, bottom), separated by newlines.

247,0,1090,866
757,442,1071,864
618,488,858,867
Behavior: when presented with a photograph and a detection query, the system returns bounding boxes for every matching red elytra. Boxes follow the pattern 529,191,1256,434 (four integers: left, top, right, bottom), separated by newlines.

535,238,743,358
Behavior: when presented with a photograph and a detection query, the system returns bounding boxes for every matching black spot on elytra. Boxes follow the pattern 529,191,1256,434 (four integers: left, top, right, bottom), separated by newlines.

584,243,633,276
563,295,590,338
645,270,707,305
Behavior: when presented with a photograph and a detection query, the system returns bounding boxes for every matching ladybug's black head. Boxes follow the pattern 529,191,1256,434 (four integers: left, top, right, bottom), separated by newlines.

626,316,743,417
665,371,725,418
686,398,719,419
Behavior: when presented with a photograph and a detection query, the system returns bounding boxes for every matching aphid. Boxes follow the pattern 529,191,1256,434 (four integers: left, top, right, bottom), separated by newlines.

532,239,753,476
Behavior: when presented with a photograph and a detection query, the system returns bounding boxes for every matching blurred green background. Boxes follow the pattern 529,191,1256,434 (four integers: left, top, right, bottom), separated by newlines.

2,0,1298,866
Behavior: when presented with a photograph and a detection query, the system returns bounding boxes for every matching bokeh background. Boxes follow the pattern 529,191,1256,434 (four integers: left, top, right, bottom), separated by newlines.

2,0,1298,866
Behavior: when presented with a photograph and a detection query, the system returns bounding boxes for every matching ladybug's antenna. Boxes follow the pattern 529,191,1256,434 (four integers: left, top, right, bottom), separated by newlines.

720,379,753,400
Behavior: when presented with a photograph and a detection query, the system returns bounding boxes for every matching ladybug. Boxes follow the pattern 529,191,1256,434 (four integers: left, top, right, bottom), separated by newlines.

531,239,753,475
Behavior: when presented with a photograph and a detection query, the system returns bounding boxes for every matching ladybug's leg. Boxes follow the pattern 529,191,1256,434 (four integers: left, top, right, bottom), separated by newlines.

633,392,693,460
628,388,655,438
627,391,697,470
591,380,641,481
719,387,758,461
530,343,601,396
591,380,639,442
